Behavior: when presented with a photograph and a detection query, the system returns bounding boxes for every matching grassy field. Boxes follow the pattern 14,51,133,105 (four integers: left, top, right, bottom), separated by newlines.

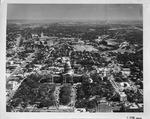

72,45,98,52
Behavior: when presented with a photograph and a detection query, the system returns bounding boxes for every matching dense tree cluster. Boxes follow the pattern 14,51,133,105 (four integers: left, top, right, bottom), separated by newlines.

124,89,143,103
116,51,143,70
71,51,107,66
7,23,20,33
59,85,72,105
75,73,115,109
9,73,56,109
124,30,143,45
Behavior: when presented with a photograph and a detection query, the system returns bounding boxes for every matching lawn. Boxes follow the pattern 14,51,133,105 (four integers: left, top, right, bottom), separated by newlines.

72,45,98,52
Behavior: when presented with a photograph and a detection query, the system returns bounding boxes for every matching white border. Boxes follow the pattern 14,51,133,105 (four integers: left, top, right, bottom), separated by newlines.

1,0,150,119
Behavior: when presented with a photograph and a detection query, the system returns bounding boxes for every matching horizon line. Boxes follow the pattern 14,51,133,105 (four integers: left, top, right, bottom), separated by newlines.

7,18,143,21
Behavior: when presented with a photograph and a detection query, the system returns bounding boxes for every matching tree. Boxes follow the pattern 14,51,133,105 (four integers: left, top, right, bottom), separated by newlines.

77,86,85,100
87,100,96,109
59,86,71,105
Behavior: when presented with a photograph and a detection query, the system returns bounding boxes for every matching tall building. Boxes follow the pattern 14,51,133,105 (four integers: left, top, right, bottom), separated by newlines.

63,60,74,84
94,98,112,112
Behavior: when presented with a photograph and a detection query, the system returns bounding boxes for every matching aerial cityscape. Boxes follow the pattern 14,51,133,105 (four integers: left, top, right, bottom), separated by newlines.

6,4,143,112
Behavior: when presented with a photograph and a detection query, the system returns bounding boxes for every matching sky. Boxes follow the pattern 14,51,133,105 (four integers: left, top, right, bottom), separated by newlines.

7,4,143,21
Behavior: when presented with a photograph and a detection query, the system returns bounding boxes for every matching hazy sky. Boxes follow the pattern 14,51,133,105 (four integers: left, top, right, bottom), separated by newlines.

7,4,143,21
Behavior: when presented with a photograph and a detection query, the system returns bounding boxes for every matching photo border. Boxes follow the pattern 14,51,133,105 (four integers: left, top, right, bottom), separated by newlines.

1,0,150,119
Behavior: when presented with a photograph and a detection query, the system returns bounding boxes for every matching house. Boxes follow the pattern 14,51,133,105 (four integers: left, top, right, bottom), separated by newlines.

125,103,140,112
121,68,131,76
118,92,127,102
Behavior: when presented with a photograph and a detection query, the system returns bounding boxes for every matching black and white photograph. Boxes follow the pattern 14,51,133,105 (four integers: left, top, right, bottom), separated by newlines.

1,0,150,118
5,3,144,113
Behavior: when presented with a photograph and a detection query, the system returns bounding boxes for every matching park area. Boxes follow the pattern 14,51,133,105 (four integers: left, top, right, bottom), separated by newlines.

72,45,98,52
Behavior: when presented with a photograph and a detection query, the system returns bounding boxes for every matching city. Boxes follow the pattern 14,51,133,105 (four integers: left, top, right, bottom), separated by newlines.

6,4,143,112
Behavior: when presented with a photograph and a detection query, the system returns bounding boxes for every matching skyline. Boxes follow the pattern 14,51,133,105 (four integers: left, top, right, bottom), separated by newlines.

7,4,142,21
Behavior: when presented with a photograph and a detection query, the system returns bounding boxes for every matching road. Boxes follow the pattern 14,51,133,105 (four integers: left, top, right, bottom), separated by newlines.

6,50,39,104
6,51,37,83
108,75,120,93
53,85,61,109
118,23,143,31
130,25,143,31
6,77,27,103
6,53,18,63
